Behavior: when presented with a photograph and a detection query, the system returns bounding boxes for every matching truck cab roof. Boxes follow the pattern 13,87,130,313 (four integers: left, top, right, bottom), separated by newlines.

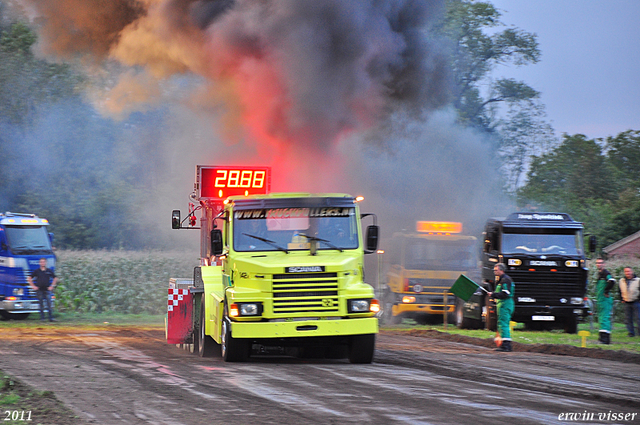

0,212,49,226
487,212,584,230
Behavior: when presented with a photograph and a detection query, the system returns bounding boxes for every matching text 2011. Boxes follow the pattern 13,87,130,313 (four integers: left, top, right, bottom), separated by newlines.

3,410,32,421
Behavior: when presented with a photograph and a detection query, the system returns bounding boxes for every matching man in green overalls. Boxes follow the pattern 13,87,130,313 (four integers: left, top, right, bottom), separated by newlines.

490,263,515,352
595,258,616,344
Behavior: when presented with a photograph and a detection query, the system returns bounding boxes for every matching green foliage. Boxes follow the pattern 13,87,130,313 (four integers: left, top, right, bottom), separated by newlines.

54,250,198,314
0,20,81,126
436,0,556,193
518,131,640,250
0,20,35,53
436,0,541,130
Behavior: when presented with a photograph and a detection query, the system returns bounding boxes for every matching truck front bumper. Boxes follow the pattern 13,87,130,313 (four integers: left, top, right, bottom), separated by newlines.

230,317,378,339
392,303,454,315
0,299,50,314
512,305,588,322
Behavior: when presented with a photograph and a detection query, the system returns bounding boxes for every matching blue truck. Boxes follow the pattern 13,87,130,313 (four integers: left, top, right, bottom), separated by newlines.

0,212,56,320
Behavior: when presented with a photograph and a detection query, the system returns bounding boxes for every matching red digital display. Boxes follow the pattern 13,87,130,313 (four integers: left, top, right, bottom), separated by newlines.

198,166,271,199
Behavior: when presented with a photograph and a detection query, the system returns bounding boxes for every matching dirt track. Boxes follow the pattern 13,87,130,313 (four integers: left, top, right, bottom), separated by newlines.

0,326,638,424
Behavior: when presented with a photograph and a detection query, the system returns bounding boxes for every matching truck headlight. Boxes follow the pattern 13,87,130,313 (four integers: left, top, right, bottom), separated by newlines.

12,288,24,296
570,297,583,305
231,303,263,317
402,296,416,303
348,299,370,313
565,260,579,267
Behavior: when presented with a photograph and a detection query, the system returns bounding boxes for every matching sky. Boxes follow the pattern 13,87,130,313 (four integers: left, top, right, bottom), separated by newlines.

489,0,640,140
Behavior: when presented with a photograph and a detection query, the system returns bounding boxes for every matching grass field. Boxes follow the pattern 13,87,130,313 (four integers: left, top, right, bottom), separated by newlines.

382,320,640,353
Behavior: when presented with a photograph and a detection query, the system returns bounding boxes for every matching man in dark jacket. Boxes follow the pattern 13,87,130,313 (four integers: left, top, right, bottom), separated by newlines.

620,267,640,337
490,263,515,352
595,258,615,344
27,258,58,322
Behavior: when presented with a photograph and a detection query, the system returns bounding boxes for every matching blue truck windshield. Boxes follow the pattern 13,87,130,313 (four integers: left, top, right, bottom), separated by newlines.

501,232,583,255
234,207,359,252
5,226,52,254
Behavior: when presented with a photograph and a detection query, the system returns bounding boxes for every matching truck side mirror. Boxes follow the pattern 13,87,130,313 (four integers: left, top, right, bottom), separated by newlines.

211,229,223,256
589,235,597,253
365,225,379,253
172,210,181,229
49,233,54,245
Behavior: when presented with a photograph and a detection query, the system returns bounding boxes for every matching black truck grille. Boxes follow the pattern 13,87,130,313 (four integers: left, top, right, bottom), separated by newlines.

272,272,339,314
507,270,584,305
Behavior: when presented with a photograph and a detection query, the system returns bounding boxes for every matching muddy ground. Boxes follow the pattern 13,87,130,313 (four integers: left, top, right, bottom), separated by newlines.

0,326,638,424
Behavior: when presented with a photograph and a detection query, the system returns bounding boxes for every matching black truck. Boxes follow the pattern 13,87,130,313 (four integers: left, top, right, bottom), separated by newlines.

456,212,590,334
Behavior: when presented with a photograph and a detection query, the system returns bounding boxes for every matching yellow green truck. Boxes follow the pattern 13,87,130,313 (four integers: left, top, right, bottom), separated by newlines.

380,221,478,325
166,166,380,363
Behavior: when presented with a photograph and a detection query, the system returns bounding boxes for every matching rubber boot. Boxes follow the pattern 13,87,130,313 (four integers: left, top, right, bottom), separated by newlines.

603,332,611,345
598,331,605,343
496,340,512,352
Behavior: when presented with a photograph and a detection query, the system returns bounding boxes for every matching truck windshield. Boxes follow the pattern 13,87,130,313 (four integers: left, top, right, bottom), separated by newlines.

501,231,583,255
5,226,52,254
233,207,359,252
404,239,477,271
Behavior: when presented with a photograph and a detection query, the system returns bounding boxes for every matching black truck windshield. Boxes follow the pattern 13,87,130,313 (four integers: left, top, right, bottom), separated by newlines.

501,231,583,255
5,226,52,254
405,239,477,271
234,207,358,252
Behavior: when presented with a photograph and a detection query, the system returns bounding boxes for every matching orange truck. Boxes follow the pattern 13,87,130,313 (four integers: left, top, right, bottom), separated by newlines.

380,221,478,325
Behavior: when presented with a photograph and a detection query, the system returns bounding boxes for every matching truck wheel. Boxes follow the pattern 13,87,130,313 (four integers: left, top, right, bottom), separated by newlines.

198,296,220,357
0,312,29,320
455,301,470,329
563,316,578,334
486,310,497,332
382,302,402,325
348,334,375,364
221,318,249,362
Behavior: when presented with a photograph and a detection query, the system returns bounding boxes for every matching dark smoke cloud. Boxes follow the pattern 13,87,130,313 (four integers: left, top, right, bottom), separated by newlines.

20,0,144,60
5,0,509,253
15,0,450,152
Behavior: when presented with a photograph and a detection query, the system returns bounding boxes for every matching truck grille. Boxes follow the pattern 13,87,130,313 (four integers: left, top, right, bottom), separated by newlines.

507,270,584,305
406,278,455,303
272,272,339,314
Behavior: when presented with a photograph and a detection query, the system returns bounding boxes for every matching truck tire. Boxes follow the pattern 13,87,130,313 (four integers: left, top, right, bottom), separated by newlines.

0,311,30,320
348,334,375,364
198,296,220,357
563,316,578,334
455,301,471,329
221,317,249,362
486,310,497,332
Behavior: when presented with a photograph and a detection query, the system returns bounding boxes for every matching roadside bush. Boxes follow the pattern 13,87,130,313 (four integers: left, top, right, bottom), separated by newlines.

54,250,198,314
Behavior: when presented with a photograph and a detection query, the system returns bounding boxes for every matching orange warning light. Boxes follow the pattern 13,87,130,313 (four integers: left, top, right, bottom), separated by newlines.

416,221,462,234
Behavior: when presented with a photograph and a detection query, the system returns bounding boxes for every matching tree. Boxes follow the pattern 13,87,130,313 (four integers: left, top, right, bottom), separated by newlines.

435,0,558,193
0,20,81,126
518,134,617,204
498,101,556,192
516,133,640,249
436,0,541,131
606,130,640,190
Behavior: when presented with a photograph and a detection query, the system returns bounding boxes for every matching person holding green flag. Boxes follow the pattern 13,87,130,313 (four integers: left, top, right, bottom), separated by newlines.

490,263,514,352
595,258,616,344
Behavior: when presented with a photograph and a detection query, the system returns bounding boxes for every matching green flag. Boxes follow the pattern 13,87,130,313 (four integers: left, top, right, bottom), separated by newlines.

450,274,482,301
